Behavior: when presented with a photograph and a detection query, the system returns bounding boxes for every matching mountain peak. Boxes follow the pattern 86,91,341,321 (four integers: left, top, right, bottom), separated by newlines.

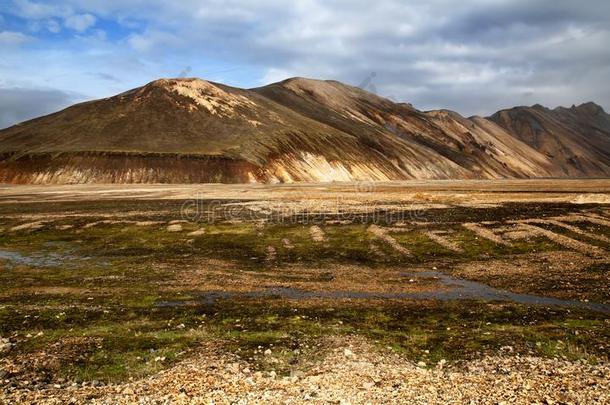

146,77,220,92
573,101,605,115
279,76,352,92
143,77,256,116
531,103,548,111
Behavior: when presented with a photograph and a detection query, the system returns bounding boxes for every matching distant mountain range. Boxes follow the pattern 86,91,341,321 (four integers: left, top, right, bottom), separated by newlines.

1,77,609,183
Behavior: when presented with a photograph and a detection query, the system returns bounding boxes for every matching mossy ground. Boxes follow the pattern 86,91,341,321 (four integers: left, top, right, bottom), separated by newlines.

0,201,608,383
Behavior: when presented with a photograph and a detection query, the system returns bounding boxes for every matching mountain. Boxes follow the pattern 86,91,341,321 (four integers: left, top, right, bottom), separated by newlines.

489,103,610,177
0,77,607,184
253,79,555,179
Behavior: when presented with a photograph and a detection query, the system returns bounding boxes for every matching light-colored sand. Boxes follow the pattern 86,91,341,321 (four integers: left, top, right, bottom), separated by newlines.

281,238,295,249
309,225,327,243
167,224,183,232
1,179,610,205
9,221,45,231
462,223,511,246
520,218,610,243
368,225,411,255
518,224,605,257
423,230,463,252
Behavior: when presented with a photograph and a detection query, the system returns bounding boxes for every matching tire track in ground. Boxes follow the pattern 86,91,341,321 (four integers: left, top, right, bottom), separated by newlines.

10,221,46,231
518,224,605,257
462,223,511,246
423,230,463,252
367,225,411,255
519,218,610,243
282,238,295,249
265,246,277,262
555,214,610,228
83,220,136,229
309,225,327,243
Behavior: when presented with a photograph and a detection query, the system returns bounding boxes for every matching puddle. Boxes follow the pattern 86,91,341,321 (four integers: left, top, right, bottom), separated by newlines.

0,249,79,268
399,271,610,313
157,270,610,314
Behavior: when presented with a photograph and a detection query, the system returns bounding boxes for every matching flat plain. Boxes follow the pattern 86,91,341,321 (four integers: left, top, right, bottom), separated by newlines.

1,180,609,403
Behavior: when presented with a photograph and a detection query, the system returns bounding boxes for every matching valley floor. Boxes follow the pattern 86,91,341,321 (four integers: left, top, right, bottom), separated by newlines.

0,180,609,403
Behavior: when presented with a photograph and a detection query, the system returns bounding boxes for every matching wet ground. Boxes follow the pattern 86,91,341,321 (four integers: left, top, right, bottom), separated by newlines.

0,181,609,395
157,270,610,314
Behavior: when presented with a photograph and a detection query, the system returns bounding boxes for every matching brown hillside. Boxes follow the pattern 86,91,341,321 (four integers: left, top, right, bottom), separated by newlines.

0,77,607,183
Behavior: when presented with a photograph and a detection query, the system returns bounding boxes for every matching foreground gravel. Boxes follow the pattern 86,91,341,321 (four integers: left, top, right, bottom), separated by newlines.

2,337,608,404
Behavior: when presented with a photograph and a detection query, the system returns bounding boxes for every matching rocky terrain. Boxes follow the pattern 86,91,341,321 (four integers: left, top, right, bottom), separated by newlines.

3,337,609,404
1,77,609,184
1,181,609,403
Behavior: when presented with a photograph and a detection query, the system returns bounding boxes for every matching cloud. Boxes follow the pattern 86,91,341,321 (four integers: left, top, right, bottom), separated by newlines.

1,0,609,116
178,66,192,78
0,31,34,45
88,72,122,83
64,13,96,32
46,19,62,33
0,87,81,129
127,30,182,53
11,0,67,20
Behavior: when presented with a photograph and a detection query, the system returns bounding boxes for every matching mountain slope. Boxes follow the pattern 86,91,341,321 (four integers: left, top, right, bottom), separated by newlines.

0,77,606,184
489,103,610,177
254,78,557,178
0,78,422,183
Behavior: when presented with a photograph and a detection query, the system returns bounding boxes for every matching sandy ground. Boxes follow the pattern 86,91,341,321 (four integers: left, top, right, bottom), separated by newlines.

1,179,610,205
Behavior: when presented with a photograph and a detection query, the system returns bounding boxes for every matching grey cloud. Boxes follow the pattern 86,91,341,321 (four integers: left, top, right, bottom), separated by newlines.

178,66,192,78
0,87,81,129
4,0,610,116
88,72,122,83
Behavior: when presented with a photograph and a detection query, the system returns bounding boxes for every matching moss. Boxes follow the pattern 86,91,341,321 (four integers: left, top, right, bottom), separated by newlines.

1,201,609,383
391,230,453,261
66,328,202,383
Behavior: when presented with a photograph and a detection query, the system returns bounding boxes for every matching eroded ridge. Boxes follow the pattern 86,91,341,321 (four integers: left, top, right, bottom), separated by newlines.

368,225,411,255
518,218,610,243
518,223,605,256
462,223,512,246
309,225,327,243
422,230,463,253
555,213,610,228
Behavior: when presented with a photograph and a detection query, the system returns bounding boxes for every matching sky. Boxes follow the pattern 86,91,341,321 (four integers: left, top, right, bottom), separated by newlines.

1,0,609,129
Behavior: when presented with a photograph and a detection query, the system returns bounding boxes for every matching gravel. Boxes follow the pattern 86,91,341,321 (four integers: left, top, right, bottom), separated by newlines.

2,336,608,404
0,338,12,355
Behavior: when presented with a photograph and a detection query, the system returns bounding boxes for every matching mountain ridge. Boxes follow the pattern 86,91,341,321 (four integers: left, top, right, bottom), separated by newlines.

0,77,608,184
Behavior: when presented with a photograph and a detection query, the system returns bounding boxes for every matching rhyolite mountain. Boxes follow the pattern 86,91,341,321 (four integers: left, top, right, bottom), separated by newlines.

0,77,609,183
489,102,610,177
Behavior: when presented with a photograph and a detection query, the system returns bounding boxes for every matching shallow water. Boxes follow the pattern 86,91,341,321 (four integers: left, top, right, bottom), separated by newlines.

0,249,78,268
157,270,610,314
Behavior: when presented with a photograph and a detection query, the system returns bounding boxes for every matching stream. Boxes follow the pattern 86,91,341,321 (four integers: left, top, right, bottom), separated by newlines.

158,270,610,314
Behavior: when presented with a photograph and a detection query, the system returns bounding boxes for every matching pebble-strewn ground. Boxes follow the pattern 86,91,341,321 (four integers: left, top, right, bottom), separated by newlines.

1,182,609,404
2,337,609,404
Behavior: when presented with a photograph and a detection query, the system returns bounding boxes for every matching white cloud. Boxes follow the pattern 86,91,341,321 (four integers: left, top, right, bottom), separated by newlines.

127,30,182,53
47,19,62,33
0,31,34,46
64,13,96,32
12,0,67,19
260,68,297,85
2,0,610,116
